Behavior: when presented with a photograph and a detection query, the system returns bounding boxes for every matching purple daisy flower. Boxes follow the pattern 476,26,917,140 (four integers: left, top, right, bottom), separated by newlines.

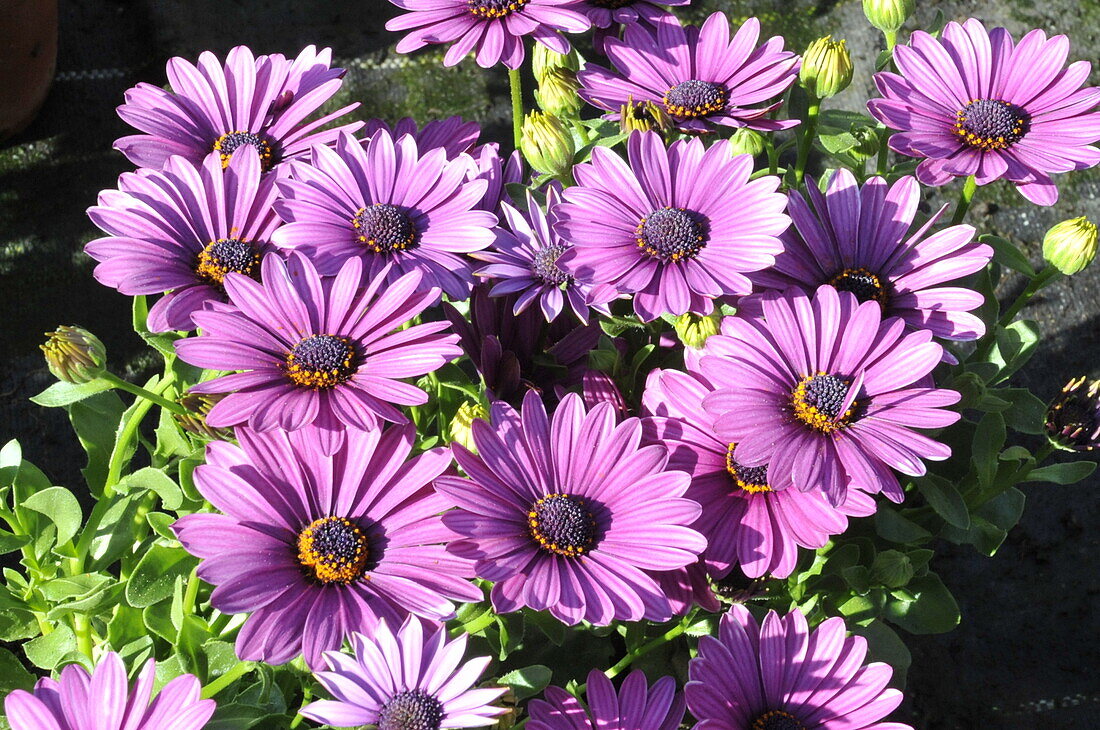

475,186,613,323
576,0,690,30
644,367,875,579
528,670,685,730
115,45,361,171
175,253,460,452
577,13,800,133
435,391,707,625
748,169,993,343
650,559,722,616
85,149,281,332
174,425,482,668
385,0,591,70
556,131,789,321
271,130,498,299
365,115,483,159
700,286,961,505
687,606,911,730
4,653,214,730
868,19,1100,206
301,616,507,729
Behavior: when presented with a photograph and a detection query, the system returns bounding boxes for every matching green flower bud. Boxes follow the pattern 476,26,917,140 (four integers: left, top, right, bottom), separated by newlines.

450,401,488,454
727,128,766,158
520,112,576,179
673,312,722,349
847,126,881,162
862,0,915,34
535,68,582,118
1043,216,1098,275
532,45,581,84
800,36,853,100
174,392,234,441
619,98,672,134
41,326,106,384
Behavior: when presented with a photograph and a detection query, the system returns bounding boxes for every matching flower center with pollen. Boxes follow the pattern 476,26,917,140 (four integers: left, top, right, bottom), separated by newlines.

195,238,260,285
828,267,887,307
791,373,857,433
285,334,357,389
636,207,706,262
297,517,369,584
725,444,771,494
378,690,445,730
532,243,572,286
212,131,274,171
751,710,807,730
663,80,729,118
466,0,529,18
528,494,596,557
954,99,1029,151
352,204,417,254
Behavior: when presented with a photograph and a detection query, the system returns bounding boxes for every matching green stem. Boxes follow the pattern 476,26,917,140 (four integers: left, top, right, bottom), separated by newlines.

604,614,693,680
950,175,978,225
289,687,314,729
794,99,821,186
201,661,254,699
996,264,1061,328
102,371,187,415
766,136,779,177
875,125,890,176
509,67,524,151
73,613,94,658
884,30,898,52
182,567,201,617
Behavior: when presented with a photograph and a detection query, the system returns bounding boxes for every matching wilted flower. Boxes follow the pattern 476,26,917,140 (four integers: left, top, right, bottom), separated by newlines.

41,326,106,384
1046,376,1100,451
863,0,915,33
520,112,576,179
536,68,583,118
1043,216,1098,275
800,36,854,99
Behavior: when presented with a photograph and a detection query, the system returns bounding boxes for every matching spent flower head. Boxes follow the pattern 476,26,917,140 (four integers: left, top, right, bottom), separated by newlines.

41,326,106,384
1046,376,1100,451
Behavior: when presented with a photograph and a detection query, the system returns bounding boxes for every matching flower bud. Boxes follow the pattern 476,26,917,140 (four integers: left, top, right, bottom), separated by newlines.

520,112,576,180
727,128,766,158
847,126,881,162
619,99,673,134
532,45,581,84
535,68,582,119
1045,376,1100,452
862,0,914,34
41,326,106,384
175,392,234,441
673,312,722,349
800,36,853,100
1042,216,1098,275
450,401,488,454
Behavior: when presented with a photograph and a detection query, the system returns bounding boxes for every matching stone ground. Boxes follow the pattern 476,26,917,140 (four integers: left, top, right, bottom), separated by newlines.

1,0,1098,726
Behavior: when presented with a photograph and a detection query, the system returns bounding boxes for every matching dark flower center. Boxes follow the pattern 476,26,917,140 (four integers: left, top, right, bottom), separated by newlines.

590,0,636,8
828,267,887,307
528,493,597,557
1046,377,1100,451
636,207,706,262
725,444,771,494
297,517,369,584
378,690,445,730
663,80,729,118
466,0,529,18
196,238,261,285
286,334,357,389
212,130,275,171
751,710,807,730
532,243,572,286
352,203,418,254
954,99,1029,151
791,373,858,433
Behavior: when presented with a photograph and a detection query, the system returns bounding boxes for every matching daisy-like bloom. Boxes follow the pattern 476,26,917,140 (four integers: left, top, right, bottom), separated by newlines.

301,616,507,729
271,130,498,299
868,18,1100,206
385,0,590,70
700,286,962,505
175,253,460,452
5,653,214,730
173,425,482,668
576,0,689,30
556,131,789,321
687,606,911,730
475,186,612,323
650,559,721,616
115,45,361,170
644,367,876,579
85,149,281,332
528,670,685,730
364,116,482,159
578,13,800,133
435,391,707,625
749,169,992,343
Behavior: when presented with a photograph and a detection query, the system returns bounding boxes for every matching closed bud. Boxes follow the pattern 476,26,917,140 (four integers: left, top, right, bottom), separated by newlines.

450,401,488,454
175,392,234,441
862,0,915,34
41,326,106,384
1045,376,1100,452
1043,216,1098,275
673,312,722,349
532,45,581,84
535,68,582,118
619,98,672,134
800,36,853,100
847,126,881,162
520,112,576,179
727,128,766,158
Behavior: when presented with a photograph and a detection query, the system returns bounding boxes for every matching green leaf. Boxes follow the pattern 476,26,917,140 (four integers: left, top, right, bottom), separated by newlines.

0,529,30,555
971,412,1006,490
155,407,192,461
68,391,126,494
30,379,114,407
1024,461,1096,485
126,543,198,608
915,475,970,530
875,506,932,544
23,623,76,669
116,467,184,511
988,320,1040,385
524,609,566,646
817,131,859,155
871,550,915,589
979,234,1035,276
0,440,20,489
851,620,911,688
999,388,1048,435
22,487,82,546
87,495,140,570
133,295,184,358
884,574,960,634
0,647,35,694
147,512,178,540
499,665,552,700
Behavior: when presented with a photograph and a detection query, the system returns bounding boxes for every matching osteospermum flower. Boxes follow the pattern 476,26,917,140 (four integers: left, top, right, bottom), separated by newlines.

528,670,685,730
364,115,483,159
700,286,961,505
644,368,875,579
4,653,214,730
749,169,992,343
301,616,507,729
868,18,1100,205
435,391,707,625
174,425,482,668
576,0,689,30
578,13,800,133
85,149,281,332
556,131,789,321
175,253,460,452
271,130,498,299
687,606,911,730
115,45,361,170
385,0,590,70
